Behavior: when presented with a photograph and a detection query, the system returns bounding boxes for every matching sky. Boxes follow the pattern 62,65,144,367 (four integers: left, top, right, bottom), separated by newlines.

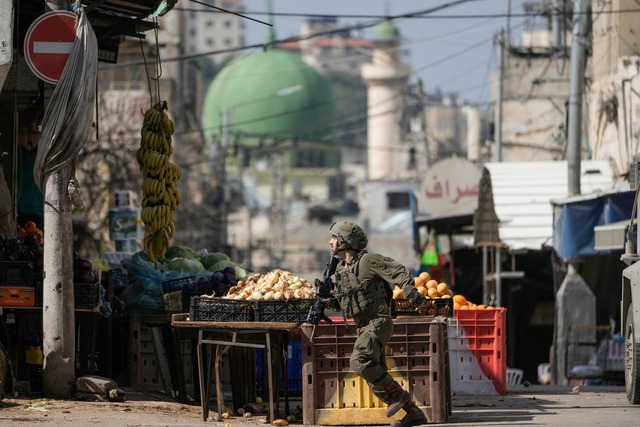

243,0,532,108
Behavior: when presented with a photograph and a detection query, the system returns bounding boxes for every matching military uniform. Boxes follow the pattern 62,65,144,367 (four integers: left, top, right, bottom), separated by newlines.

327,220,428,427
332,249,424,407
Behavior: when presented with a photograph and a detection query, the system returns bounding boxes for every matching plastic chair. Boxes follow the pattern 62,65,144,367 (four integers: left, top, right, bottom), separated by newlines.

507,368,523,386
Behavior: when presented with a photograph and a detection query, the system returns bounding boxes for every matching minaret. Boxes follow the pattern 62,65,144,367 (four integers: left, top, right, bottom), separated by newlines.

361,19,411,180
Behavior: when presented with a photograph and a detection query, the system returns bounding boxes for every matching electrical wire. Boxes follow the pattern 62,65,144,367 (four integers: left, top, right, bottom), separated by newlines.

105,0,484,68
173,8,640,19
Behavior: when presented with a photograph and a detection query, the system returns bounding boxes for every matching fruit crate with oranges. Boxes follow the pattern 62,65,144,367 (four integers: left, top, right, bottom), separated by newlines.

392,272,454,317
393,298,453,317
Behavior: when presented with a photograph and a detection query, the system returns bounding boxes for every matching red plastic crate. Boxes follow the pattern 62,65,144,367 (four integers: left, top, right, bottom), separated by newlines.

448,308,507,395
301,317,451,425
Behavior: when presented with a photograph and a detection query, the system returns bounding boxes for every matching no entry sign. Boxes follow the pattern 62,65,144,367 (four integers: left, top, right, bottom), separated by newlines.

24,11,77,84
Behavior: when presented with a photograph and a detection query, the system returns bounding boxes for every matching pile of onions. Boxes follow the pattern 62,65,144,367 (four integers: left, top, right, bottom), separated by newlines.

222,269,315,301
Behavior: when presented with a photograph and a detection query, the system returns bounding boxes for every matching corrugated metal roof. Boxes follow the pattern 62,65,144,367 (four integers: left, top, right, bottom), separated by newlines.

477,160,616,250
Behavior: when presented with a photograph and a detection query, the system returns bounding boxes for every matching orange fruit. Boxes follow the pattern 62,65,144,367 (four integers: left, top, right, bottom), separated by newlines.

418,272,431,283
416,286,428,296
436,282,448,295
414,276,423,287
393,286,405,299
453,302,461,310
427,287,438,298
453,294,467,305
426,279,438,289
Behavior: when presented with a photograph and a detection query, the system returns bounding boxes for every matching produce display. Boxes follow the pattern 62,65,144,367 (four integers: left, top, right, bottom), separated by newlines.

137,101,182,261
15,221,43,245
189,267,237,297
392,272,453,300
0,224,43,263
452,294,495,310
73,252,99,284
204,269,314,301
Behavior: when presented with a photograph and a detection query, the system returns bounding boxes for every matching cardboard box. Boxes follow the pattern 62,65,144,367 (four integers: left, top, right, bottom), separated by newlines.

0,286,36,307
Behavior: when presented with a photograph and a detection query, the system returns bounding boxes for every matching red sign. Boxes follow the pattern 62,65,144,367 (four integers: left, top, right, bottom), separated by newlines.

24,11,77,84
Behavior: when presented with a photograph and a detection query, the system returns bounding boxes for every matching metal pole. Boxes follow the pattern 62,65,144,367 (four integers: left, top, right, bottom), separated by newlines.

552,0,563,50
567,0,591,196
219,108,230,250
482,246,488,305
494,29,504,162
495,246,502,307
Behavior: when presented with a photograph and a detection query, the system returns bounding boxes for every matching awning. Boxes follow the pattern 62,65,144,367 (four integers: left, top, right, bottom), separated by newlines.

551,188,635,261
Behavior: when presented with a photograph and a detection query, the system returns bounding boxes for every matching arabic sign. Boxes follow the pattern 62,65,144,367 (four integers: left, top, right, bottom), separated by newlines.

420,157,482,216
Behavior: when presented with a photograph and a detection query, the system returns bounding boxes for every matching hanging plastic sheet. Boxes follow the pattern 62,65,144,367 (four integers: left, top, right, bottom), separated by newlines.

33,7,97,198
552,189,635,261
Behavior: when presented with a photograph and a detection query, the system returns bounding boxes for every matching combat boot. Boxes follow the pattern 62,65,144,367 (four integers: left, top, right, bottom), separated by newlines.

390,401,428,427
382,381,411,417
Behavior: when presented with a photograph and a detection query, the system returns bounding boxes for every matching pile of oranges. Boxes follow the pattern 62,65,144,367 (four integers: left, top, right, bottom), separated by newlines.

393,272,453,300
452,294,495,310
392,271,496,311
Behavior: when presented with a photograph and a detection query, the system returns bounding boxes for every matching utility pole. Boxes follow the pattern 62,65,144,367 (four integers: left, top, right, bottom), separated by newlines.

554,0,594,386
567,0,590,196
552,0,563,51
269,150,285,267
494,28,504,162
218,108,230,250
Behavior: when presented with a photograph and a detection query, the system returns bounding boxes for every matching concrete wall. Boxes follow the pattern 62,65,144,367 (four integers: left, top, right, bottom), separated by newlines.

588,0,640,176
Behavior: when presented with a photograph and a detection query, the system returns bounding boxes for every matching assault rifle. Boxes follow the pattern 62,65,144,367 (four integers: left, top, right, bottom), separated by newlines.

306,254,340,343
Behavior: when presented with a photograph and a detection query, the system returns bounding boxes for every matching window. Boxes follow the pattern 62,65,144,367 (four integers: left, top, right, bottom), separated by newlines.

386,192,410,209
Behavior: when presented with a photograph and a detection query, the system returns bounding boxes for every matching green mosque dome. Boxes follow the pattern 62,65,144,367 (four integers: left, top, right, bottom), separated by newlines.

202,47,336,144
374,19,400,42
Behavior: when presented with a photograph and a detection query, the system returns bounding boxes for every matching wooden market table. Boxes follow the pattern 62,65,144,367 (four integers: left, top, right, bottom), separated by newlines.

171,313,301,422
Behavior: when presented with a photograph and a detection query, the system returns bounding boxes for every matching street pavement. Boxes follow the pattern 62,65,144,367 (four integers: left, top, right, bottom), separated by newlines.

442,385,640,426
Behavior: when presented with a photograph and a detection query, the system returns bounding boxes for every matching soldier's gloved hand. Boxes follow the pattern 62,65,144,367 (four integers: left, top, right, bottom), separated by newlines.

407,288,427,308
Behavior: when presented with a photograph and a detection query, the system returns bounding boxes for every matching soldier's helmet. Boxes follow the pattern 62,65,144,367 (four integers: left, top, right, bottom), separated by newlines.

329,221,368,250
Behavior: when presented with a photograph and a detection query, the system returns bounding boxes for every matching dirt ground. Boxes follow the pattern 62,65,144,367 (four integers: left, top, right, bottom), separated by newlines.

0,386,640,427
0,387,270,426
1,385,640,426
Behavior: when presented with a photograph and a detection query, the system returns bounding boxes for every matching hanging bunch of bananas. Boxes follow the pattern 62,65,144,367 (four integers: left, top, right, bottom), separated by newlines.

136,100,183,261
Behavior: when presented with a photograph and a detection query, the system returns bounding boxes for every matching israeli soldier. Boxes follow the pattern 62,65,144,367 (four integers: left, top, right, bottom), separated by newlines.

328,221,429,427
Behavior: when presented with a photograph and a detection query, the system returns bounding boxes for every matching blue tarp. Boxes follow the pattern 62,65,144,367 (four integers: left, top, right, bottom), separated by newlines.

552,190,635,261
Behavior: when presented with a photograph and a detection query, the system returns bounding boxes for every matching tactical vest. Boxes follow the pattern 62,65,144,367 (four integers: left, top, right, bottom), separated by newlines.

334,263,391,319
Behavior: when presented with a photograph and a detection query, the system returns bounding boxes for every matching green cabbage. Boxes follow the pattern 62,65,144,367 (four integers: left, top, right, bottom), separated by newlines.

164,245,200,260
168,257,205,273
201,252,231,269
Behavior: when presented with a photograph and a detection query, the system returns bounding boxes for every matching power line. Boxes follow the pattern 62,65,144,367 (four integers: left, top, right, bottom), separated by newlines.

104,0,482,68
174,8,640,19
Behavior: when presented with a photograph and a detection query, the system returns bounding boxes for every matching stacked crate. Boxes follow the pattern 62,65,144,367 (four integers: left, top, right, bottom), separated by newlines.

0,261,36,307
448,308,507,395
301,317,451,425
